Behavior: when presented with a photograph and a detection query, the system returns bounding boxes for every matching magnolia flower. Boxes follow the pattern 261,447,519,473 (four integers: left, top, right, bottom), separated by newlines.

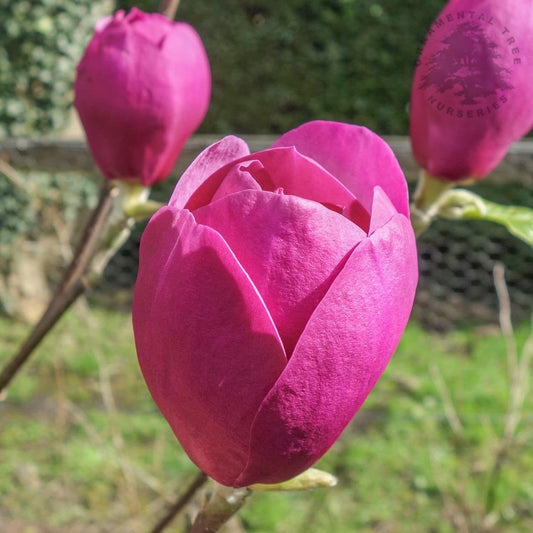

133,121,418,487
75,8,211,186
410,0,533,181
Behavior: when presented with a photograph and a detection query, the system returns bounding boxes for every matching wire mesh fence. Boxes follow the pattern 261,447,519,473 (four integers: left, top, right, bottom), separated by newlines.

1,136,532,330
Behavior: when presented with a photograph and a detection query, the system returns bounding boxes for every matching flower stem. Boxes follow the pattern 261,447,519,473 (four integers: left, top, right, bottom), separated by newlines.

150,471,208,533
0,180,119,393
410,169,454,236
158,0,180,19
189,482,250,533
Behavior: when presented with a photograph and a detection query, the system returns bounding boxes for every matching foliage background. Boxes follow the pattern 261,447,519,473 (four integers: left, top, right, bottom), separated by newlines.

0,0,111,136
2,309,533,531
1,0,445,136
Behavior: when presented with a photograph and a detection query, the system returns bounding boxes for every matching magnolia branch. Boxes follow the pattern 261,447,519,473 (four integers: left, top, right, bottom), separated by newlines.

0,181,120,393
150,471,208,533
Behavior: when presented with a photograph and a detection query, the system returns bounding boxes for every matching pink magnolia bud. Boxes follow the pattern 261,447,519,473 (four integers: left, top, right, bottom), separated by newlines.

410,0,533,181
74,8,211,186
132,121,418,487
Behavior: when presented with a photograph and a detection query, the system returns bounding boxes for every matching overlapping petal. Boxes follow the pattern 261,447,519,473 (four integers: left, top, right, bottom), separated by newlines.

193,190,366,356
235,197,417,486
271,121,409,217
133,207,286,486
170,136,251,208
186,146,370,229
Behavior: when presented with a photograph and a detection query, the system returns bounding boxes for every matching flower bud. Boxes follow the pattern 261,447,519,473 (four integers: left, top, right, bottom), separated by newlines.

410,0,533,181
75,8,211,186
133,121,418,487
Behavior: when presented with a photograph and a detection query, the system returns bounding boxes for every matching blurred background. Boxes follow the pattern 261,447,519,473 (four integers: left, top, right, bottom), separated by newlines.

1,0,532,329
1,0,444,137
1,1,533,532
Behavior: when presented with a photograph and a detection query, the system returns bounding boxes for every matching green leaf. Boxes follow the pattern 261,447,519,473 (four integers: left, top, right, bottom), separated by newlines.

471,200,533,248
436,189,533,248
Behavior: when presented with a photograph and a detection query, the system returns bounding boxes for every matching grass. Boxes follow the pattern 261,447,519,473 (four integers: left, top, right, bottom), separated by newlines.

0,303,532,532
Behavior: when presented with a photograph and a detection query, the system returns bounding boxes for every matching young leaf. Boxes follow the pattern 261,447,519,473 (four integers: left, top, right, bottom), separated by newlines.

436,189,533,248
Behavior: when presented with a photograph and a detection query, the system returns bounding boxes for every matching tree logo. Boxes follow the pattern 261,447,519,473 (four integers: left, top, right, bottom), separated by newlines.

419,20,515,111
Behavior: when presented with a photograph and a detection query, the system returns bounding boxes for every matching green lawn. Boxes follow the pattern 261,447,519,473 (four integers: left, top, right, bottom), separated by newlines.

1,305,532,532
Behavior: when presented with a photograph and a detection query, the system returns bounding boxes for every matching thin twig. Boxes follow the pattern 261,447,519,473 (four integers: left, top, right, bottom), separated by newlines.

64,398,165,494
410,168,454,236
430,363,464,436
484,265,533,514
0,180,119,393
494,263,518,376
93,342,140,511
150,471,208,533
90,218,135,280
158,0,180,19
0,158,30,193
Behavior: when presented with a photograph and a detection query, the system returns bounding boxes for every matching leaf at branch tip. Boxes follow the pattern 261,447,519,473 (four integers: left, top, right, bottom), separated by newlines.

470,199,533,249
436,189,533,249
249,468,338,492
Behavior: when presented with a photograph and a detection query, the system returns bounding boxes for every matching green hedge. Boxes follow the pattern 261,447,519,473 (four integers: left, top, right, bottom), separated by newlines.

2,0,445,136
0,0,109,136
117,0,445,134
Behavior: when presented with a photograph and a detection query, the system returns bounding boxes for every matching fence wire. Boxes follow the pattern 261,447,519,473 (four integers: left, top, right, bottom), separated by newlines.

1,138,532,331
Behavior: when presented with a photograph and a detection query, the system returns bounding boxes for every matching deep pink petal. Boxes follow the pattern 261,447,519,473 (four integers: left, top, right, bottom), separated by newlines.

271,121,409,217
187,146,370,230
75,15,210,186
211,162,262,202
234,213,418,486
193,190,366,356
368,186,397,236
169,136,251,208
132,206,286,486
410,0,533,181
